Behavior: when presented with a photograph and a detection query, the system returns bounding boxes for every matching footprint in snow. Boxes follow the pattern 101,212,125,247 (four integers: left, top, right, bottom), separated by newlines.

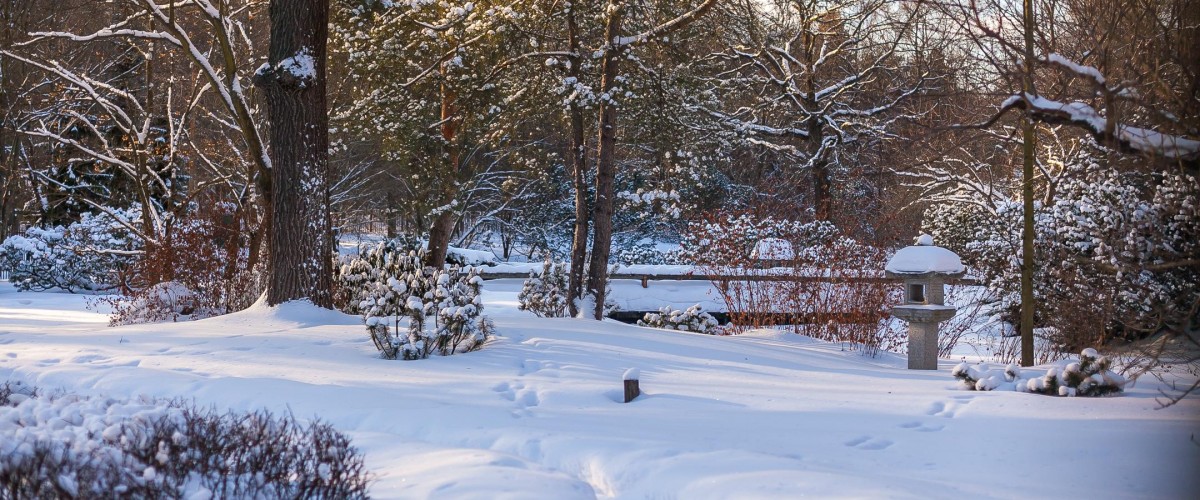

899,421,945,432
493,381,540,417
844,436,893,450
492,381,516,401
519,359,560,376
926,397,973,418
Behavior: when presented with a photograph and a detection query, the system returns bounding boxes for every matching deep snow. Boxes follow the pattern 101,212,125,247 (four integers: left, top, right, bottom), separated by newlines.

1,280,1197,499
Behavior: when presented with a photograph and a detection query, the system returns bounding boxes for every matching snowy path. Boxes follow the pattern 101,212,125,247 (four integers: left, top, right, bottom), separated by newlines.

1,281,1198,499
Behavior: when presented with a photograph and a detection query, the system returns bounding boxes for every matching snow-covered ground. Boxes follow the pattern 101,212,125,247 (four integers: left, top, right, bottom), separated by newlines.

1,280,1197,499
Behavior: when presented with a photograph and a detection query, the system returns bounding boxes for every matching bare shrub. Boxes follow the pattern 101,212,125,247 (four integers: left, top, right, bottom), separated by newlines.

937,285,995,358
685,212,902,355
98,201,265,325
783,238,903,357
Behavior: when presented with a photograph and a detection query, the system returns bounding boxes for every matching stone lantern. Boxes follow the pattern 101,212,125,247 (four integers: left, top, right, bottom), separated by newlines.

885,234,965,370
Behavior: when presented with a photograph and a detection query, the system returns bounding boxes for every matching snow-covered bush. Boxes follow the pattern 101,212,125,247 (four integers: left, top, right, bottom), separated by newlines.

924,158,1199,353
518,259,570,318
638,304,719,334
516,259,617,318
615,244,668,266
446,246,498,266
347,241,491,360
0,382,369,498
0,207,141,292
950,361,1024,391
952,348,1126,396
677,213,838,266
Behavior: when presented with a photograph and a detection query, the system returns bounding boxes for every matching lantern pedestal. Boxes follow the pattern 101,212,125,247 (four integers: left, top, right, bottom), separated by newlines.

892,305,957,370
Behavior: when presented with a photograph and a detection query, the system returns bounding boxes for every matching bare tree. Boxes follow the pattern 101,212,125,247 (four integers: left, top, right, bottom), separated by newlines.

583,0,719,320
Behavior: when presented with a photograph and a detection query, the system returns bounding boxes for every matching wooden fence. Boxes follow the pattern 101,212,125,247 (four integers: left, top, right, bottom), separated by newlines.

477,269,979,288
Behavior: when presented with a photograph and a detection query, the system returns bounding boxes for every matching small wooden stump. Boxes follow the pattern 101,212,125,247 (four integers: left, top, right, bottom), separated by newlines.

623,368,640,403
623,379,640,403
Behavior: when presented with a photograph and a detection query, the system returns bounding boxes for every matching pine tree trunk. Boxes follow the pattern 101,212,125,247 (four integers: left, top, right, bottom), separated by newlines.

385,191,397,239
425,80,460,268
255,0,332,308
566,4,588,318
1019,0,1037,367
586,2,625,320
426,206,454,267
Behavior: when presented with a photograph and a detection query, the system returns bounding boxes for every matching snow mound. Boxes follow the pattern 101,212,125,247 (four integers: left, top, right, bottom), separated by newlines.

227,295,361,327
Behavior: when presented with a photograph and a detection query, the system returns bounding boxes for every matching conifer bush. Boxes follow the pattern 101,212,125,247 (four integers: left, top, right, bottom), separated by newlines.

952,348,1126,396
517,259,570,318
343,240,491,360
516,259,616,318
637,304,720,334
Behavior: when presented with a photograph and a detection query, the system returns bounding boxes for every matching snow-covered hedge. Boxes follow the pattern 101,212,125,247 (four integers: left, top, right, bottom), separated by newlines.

952,348,1126,396
638,304,720,334
0,382,369,498
0,207,141,292
345,241,491,360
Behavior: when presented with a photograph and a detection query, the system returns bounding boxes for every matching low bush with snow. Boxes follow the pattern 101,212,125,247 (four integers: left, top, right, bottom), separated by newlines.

347,241,491,360
952,348,1126,396
638,304,720,334
0,382,369,498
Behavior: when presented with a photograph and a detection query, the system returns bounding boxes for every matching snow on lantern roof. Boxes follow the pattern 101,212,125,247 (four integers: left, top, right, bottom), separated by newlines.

885,234,965,275
750,238,794,260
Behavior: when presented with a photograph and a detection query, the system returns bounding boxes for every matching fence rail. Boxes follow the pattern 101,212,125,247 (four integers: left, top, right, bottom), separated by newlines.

477,270,979,287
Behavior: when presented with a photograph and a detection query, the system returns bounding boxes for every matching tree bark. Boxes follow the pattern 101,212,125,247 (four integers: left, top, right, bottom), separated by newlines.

812,160,831,221
425,80,461,268
586,2,625,320
1019,0,1037,367
566,3,589,317
255,0,332,308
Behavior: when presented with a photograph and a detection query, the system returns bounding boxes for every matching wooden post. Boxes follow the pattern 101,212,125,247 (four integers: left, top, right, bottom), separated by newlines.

640,276,648,288
624,379,640,403
623,368,640,403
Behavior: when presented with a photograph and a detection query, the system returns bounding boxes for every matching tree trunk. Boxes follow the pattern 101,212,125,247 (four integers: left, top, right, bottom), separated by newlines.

1019,0,1037,367
385,190,397,239
812,159,831,221
255,0,332,308
566,4,589,317
585,2,625,320
425,80,460,268
426,206,454,266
